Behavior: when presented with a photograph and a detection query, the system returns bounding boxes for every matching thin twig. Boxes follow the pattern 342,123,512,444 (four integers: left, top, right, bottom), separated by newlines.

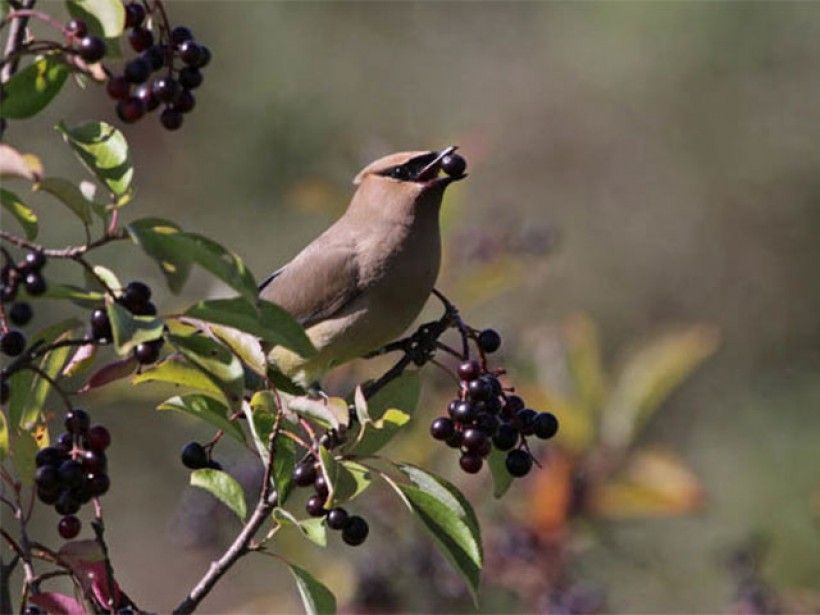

91,498,117,611
0,228,128,259
0,0,36,140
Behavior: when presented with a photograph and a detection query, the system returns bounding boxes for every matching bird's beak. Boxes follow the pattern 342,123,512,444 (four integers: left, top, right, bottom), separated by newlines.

414,145,466,184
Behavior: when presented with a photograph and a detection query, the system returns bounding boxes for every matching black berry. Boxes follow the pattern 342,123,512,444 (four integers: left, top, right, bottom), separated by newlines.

117,97,145,123
58,515,81,539
533,412,559,440
477,329,501,353
293,462,317,487
196,45,211,68
35,446,63,468
457,360,481,381
9,302,32,326
160,107,183,130
492,422,519,451
128,27,154,52
24,272,46,296
143,45,165,71
467,377,493,402
64,409,90,434
305,494,326,517
106,76,131,100
178,66,202,90
133,339,162,364
66,19,87,39
430,417,455,441
87,472,110,496
55,490,80,515
124,2,146,28
1,330,26,356
151,77,179,103
462,427,486,453
80,450,106,474
326,507,348,530
502,395,525,419
441,153,467,178
178,40,203,66
86,425,111,451
459,453,483,474
35,466,59,491
181,442,208,469
124,57,151,84
445,430,464,449
58,460,84,488
516,409,537,436
341,515,369,546
171,26,193,45
23,250,46,271
449,400,476,423
90,308,112,341
134,84,158,111
505,449,533,477
314,474,328,497
77,36,106,63
173,89,195,114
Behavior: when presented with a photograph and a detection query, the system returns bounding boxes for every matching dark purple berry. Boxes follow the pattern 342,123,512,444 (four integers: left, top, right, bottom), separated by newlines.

90,309,112,341
170,26,193,45
143,45,165,71
178,40,203,66
58,515,81,539
130,300,157,316
124,2,146,28
445,430,464,449
178,66,202,90
341,515,368,546
56,432,74,452
430,417,454,441
23,250,46,271
80,450,106,474
305,494,326,517
116,97,145,123
133,339,162,364
106,76,131,100
505,449,533,477
450,400,476,423
124,57,151,84
128,27,153,52
441,153,467,178
55,490,80,515
87,472,110,496
37,485,60,505
9,302,32,326
459,453,483,474
65,409,90,434
492,422,519,451
181,442,208,469
326,507,348,530
86,425,111,451
196,45,211,68
486,375,503,397
35,466,59,490
134,84,158,111
172,89,195,113
457,360,481,381
151,77,179,103
467,377,493,402
314,474,328,497
533,412,559,440
502,395,525,419
160,107,183,130
516,409,537,436
293,462,317,487
462,427,487,453
24,272,46,296
477,329,501,353
476,438,492,457
78,36,106,63
66,19,87,39
35,447,63,468
475,412,499,436
1,330,25,356
58,460,84,488
1,282,17,303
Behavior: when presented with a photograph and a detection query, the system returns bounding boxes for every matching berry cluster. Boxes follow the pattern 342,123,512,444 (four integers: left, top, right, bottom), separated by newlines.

293,456,369,546
66,19,107,65
430,329,559,477
1,250,48,377
89,280,164,365
105,3,211,130
33,409,111,539
180,441,222,471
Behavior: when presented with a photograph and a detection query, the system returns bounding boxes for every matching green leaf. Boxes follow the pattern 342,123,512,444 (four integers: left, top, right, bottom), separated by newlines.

185,298,316,358
7,370,34,430
169,333,244,404
487,448,514,499
289,396,347,430
190,468,247,521
66,0,125,38
21,340,74,429
56,121,132,196
317,447,371,507
157,394,245,444
347,408,410,456
84,264,121,295
39,284,105,308
272,508,327,547
0,412,9,461
287,562,336,615
126,220,258,301
35,177,95,225
385,466,483,602
0,188,38,239
367,371,420,419
245,394,296,504
133,357,227,404
209,323,266,376
11,430,39,486
106,300,162,356
62,343,96,378
0,55,69,119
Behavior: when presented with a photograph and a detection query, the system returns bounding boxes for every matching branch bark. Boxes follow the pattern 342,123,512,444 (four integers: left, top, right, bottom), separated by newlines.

0,0,36,140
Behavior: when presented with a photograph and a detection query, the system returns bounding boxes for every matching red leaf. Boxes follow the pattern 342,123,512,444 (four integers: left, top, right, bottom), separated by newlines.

79,357,137,393
29,592,86,615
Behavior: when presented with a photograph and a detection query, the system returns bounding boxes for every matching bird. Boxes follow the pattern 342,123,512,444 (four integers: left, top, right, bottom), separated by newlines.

259,146,467,387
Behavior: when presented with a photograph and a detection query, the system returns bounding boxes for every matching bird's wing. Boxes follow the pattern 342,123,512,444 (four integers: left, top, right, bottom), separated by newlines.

258,238,361,329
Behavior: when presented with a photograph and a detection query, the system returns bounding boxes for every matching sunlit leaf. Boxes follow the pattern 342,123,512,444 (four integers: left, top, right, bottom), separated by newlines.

0,55,69,119
106,299,162,356
0,412,8,461
158,394,244,444
286,562,336,615
132,356,226,404
56,121,132,196
0,143,43,182
185,297,315,358
190,468,247,521
84,264,121,295
209,323,267,376
125,218,191,293
273,508,327,547
600,326,720,450
0,188,38,239
367,371,420,419
289,396,346,430
347,408,410,456
36,177,95,224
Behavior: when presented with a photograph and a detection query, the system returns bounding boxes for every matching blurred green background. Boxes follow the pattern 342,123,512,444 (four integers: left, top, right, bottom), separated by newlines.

6,1,820,612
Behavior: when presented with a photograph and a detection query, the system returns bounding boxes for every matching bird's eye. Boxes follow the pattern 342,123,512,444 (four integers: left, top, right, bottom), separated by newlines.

390,166,411,180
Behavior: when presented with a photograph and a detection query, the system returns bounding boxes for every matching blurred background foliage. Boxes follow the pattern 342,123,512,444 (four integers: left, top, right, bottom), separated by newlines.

6,1,820,612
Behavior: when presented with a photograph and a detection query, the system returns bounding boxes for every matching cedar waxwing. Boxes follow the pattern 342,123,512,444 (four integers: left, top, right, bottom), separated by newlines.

260,146,466,386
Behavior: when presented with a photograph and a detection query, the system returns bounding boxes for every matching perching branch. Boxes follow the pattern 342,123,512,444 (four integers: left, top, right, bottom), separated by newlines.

0,228,129,259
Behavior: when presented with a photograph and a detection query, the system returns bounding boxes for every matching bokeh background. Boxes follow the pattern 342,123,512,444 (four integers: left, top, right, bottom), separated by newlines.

6,1,820,612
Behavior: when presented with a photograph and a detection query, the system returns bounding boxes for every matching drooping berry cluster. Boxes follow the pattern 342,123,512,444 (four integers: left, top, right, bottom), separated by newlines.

293,456,369,546
180,441,222,471
66,19,107,65
430,329,559,477
105,2,211,130
89,280,164,365
1,250,48,377
34,409,112,539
